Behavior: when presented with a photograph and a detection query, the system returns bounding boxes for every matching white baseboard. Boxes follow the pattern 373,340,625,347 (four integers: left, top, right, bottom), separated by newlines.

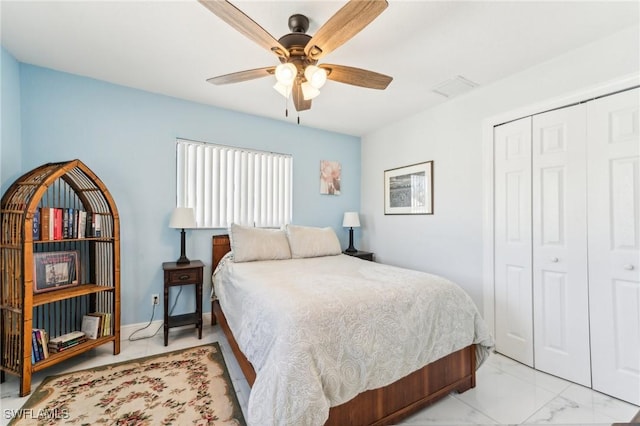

120,320,163,341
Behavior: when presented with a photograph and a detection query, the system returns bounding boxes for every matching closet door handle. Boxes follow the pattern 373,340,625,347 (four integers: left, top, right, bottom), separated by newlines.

623,264,634,271
550,257,559,263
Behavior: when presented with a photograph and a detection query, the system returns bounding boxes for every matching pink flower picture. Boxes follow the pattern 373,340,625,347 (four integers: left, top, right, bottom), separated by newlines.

320,160,341,195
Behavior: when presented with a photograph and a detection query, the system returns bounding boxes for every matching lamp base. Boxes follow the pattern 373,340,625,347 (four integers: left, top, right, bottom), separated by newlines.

345,227,357,253
176,228,190,265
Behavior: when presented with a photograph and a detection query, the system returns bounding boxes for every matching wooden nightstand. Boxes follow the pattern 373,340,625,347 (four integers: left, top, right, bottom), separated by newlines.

162,260,204,346
343,250,374,261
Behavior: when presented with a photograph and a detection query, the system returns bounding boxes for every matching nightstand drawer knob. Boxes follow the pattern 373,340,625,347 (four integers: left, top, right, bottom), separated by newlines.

179,274,190,280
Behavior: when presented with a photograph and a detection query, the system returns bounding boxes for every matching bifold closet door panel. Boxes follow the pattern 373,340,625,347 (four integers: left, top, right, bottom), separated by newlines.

532,104,591,387
587,87,640,405
494,116,534,367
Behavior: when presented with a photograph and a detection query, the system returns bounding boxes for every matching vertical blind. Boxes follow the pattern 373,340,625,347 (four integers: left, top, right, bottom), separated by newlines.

176,139,293,228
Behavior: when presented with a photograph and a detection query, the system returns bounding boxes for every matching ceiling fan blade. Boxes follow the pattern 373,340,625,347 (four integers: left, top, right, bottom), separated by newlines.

304,0,388,60
320,64,392,90
206,67,276,85
199,0,289,58
292,80,312,112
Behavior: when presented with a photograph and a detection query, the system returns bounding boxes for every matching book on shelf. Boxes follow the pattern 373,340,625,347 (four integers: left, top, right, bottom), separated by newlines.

84,213,101,238
78,210,87,238
52,208,58,240
85,213,95,238
87,312,104,336
68,208,75,238
35,329,44,361
48,336,87,349
31,328,49,363
103,313,111,336
49,208,55,240
36,329,49,359
63,208,69,239
40,207,51,241
48,330,86,346
86,312,112,337
72,209,79,238
37,207,95,240
31,330,40,363
61,208,76,239
53,208,63,240
48,338,88,353
94,214,102,237
32,208,40,241
81,314,101,339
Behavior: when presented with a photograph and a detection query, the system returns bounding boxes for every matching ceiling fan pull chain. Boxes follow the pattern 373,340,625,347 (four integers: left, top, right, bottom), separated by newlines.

297,115,300,125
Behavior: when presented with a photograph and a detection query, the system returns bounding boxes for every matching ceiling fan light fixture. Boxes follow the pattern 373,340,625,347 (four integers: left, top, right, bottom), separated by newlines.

273,81,292,98
304,65,327,89
275,63,297,85
301,82,320,100
200,1,392,113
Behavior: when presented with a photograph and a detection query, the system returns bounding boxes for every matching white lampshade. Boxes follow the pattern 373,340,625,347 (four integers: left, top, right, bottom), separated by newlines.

169,207,196,229
301,82,320,100
273,81,292,98
275,63,297,85
304,65,327,89
342,212,360,228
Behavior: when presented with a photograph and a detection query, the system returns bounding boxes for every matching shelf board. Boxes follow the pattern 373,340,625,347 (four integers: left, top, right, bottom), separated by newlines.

167,313,199,328
33,284,115,306
32,335,116,372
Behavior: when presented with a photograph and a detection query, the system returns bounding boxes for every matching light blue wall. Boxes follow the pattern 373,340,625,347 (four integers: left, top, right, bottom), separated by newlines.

1,47,22,194
13,64,361,326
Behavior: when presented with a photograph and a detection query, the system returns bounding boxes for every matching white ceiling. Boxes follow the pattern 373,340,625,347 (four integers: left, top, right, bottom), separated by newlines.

1,1,638,136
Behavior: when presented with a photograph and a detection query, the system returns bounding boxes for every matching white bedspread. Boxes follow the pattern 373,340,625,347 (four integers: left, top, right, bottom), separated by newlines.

214,254,494,426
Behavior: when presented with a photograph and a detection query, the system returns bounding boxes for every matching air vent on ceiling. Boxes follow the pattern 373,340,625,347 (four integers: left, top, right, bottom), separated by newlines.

432,75,478,98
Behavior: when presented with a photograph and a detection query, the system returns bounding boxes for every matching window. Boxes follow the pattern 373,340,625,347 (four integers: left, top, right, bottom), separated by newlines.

176,139,293,228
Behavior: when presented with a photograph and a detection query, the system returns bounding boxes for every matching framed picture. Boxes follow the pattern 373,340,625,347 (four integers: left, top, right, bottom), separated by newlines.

384,161,433,215
320,160,341,195
33,251,80,293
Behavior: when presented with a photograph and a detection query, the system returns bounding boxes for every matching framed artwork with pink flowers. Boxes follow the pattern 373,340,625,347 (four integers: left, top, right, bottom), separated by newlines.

320,160,341,195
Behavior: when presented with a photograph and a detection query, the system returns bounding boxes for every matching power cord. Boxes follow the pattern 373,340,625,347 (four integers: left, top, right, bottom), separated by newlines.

128,287,183,341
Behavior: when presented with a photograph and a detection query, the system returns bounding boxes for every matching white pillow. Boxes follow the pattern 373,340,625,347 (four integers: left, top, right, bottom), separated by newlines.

229,223,291,262
285,224,342,258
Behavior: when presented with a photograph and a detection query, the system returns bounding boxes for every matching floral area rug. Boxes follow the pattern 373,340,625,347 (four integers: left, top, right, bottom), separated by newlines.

9,343,245,425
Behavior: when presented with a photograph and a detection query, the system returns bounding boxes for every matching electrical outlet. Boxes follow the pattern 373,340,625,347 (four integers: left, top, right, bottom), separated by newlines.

152,294,159,306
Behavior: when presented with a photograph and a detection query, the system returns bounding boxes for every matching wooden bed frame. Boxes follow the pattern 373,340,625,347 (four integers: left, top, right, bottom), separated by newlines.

211,234,476,426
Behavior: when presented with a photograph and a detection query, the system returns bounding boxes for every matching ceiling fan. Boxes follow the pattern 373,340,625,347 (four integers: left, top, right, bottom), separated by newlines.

199,0,393,114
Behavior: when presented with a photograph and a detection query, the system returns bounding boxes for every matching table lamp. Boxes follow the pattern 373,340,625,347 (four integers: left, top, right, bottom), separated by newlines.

342,212,360,253
169,207,196,264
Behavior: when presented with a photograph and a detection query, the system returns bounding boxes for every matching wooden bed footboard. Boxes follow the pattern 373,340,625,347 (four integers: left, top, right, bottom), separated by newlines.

214,299,475,426
211,234,477,425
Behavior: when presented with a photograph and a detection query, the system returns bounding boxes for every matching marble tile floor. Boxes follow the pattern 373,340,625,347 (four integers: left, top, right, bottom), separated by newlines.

1,323,638,426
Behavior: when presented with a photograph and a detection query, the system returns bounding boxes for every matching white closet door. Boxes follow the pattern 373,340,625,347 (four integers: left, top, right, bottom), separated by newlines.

494,117,534,367
532,104,591,386
587,88,640,405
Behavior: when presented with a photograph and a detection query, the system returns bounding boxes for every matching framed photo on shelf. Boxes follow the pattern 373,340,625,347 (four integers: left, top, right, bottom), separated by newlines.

384,161,434,215
33,251,80,293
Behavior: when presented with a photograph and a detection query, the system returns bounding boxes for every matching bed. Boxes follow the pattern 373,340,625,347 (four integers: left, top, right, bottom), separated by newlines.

211,224,494,425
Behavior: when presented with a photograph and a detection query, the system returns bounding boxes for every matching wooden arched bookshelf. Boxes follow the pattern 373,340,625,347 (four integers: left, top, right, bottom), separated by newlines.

0,160,120,396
